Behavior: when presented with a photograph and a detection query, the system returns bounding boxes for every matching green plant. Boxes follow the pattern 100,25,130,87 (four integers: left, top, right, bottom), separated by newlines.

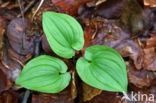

16,12,128,94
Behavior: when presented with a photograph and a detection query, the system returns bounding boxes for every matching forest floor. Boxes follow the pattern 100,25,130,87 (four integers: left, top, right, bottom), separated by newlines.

0,0,156,103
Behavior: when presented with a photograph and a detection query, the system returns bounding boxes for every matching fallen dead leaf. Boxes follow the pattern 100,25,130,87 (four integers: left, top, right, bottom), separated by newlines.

0,17,10,59
144,0,156,7
52,0,98,15
86,91,123,103
96,0,127,19
82,83,102,102
0,91,18,103
71,70,77,100
127,62,153,88
143,36,156,71
7,18,35,55
32,89,73,103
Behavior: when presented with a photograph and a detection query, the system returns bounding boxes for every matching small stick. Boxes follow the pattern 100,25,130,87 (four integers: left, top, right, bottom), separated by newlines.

91,23,98,39
17,0,36,17
18,0,25,20
32,0,44,21
22,90,30,103
33,36,41,57
0,1,10,8
10,57,25,67
1,52,10,69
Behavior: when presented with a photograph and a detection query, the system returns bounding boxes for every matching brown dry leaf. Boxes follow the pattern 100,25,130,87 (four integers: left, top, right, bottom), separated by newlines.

0,27,4,59
96,0,127,19
145,35,156,48
41,34,53,54
0,17,9,58
0,27,4,50
32,89,73,103
146,57,156,71
0,63,13,93
143,36,156,71
127,62,153,88
8,48,32,66
82,83,102,102
116,40,144,70
90,18,130,47
0,7,17,20
143,47,156,71
0,91,18,103
144,0,156,7
120,0,150,34
128,71,151,88
0,47,31,92
0,0,2,5
0,66,10,93
0,55,22,80
7,18,35,55
71,70,77,100
52,0,98,15
82,17,130,52
86,91,123,103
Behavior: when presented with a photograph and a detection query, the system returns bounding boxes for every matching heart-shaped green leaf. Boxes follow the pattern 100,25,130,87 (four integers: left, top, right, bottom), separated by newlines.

42,12,84,58
16,55,71,93
76,45,128,93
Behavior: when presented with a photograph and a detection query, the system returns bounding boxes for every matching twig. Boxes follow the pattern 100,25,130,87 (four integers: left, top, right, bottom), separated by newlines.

8,2,25,9
18,0,25,20
17,0,36,17
92,23,98,39
33,36,41,57
32,0,44,21
0,1,10,8
1,51,10,69
10,57,25,67
22,90,30,103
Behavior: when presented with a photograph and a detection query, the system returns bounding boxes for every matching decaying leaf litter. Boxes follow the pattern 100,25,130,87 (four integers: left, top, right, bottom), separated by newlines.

0,0,156,102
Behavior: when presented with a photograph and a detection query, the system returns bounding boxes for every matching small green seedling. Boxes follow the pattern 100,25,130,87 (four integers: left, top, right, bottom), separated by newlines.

16,12,128,94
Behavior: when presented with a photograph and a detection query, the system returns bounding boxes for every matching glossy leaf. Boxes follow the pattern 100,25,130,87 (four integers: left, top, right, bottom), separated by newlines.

16,55,71,93
76,45,128,93
42,12,84,58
